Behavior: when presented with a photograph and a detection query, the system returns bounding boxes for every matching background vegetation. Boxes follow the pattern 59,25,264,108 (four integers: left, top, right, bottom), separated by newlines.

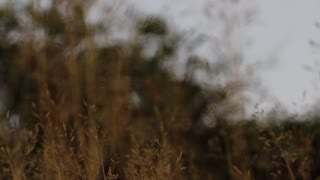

1,1,320,179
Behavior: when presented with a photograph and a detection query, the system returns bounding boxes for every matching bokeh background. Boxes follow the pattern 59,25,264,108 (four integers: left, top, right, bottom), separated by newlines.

1,0,320,179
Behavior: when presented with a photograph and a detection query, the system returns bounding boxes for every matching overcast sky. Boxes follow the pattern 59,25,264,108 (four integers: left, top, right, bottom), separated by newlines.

120,0,320,115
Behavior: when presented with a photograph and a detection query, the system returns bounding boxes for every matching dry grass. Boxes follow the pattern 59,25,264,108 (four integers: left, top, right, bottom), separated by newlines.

1,1,320,180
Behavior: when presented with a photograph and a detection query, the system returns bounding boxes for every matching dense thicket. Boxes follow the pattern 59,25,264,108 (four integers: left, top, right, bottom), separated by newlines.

1,1,320,179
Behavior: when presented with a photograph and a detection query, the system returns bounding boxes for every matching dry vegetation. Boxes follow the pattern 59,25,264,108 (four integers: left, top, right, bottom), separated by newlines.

1,1,320,179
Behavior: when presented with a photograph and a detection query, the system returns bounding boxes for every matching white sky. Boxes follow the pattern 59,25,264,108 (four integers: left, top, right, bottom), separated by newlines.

122,0,320,115
249,0,320,114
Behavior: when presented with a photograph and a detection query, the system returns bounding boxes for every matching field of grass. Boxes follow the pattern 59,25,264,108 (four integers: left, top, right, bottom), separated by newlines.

1,1,320,179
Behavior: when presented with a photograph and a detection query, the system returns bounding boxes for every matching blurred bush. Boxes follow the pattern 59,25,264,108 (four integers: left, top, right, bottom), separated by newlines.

0,1,320,179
